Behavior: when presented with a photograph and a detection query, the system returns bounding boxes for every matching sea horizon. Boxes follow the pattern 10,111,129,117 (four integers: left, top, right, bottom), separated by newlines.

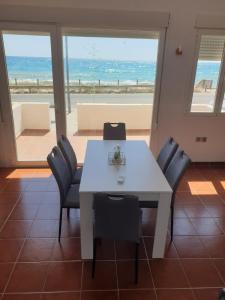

5,55,220,87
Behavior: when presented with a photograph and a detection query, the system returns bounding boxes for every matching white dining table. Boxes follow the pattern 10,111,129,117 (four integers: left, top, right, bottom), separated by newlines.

79,140,172,259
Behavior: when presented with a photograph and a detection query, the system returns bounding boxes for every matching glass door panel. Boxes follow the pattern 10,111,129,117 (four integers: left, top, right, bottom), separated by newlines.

62,33,160,163
2,31,57,161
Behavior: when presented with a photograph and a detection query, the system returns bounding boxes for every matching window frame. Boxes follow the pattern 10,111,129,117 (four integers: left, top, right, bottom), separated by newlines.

187,29,225,116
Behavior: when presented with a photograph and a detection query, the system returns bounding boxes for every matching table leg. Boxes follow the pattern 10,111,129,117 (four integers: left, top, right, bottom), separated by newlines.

80,192,93,259
152,192,172,258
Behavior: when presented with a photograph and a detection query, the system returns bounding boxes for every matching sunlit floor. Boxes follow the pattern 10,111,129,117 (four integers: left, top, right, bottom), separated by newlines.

16,129,150,162
0,166,225,299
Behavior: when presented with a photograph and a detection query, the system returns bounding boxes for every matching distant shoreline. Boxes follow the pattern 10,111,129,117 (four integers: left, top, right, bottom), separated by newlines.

5,56,220,88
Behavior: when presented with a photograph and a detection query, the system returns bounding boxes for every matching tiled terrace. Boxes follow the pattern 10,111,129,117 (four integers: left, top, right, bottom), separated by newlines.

0,165,225,299
16,130,150,162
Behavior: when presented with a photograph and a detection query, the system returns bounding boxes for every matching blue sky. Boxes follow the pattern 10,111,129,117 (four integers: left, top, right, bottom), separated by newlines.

3,34,158,62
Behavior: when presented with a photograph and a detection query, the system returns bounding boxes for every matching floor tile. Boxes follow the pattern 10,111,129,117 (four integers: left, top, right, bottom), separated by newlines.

117,260,153,289
2,294,41,300
199,195,225,206
44,262,82,291
36,204,60,220
156,289,195,300
1,166,225,295
176,180,191,192
29,220,58,238
214,218,225,233
213,259,225,283
175,192,201,205
141,208,156,236
194,288,222,300
200,236,225,258
115,240,146,259
47,181,59,192
183,203,211,218
81,291,118,300
39,192,60,205
173,219,198,236
174,205,188,218
0,263,14,292
173,236,209,258
93,240,115,260
149,259,189,288
41,292,80,300
119,290,156,300
61,219,80,238
19,238,55,262
6,262,48,292
0,181,9,193
4,180,29,192
10,203,39,220
25,182,50,192
0,204,14,220
51,238,81,261
204,204,225,218
0,220,32,238
187,181,218,195
19,192,45,204
144,237,178,258
190,218,223,235
0,239,24,262
82,261,117,290
0,192,20,205
181,259,223,287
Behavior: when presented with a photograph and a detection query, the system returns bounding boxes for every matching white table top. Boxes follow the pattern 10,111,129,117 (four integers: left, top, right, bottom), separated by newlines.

79,140,172,194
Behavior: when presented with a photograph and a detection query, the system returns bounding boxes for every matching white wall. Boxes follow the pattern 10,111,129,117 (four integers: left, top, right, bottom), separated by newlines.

77,104,153,130
0,0,225,162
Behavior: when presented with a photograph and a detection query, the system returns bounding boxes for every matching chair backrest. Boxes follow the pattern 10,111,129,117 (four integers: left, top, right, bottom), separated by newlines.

47,146,71,202
103,122,126,140
165,149,191,193
93,193,140,242
157,137,178,173
58,135,77,177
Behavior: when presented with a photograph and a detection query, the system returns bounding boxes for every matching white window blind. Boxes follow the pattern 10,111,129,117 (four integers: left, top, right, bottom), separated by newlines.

199,35,225,61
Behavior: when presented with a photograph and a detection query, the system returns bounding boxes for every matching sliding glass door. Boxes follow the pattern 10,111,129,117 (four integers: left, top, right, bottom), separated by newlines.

0,24,165,166
0,23,65,164
62,31,162,163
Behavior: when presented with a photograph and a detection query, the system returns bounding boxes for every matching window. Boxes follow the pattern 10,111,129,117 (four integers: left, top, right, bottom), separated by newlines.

190,33,225,113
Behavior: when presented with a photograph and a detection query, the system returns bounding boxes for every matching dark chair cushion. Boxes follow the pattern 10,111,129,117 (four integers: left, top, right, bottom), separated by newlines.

72,167,83,184
63,184,80,208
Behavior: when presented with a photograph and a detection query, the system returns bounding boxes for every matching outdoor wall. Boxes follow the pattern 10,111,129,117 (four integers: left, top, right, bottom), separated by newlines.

0,0,225,162
12,102,50,138
77,104,152,130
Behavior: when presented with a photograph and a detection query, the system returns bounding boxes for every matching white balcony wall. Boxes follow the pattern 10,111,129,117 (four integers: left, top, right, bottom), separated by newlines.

12,102,50,138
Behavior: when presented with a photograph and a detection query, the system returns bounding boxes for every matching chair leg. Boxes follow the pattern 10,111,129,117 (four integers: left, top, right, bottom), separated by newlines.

67,208,70,218
58,207,63,242
92,238,97,278
134,243,139,284
170,206,174,241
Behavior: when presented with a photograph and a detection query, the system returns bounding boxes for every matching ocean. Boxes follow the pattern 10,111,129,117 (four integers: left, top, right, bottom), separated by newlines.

5,56,220,87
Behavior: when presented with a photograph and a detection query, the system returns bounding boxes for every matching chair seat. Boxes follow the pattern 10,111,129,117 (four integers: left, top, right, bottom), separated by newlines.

72,167,83,184
139,200,158,208
63,184,80,208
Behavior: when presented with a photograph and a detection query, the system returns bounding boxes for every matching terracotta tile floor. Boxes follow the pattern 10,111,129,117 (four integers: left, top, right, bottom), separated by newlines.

1,166,225,299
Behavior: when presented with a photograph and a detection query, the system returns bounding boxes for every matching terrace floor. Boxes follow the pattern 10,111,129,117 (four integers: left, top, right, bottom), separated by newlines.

0,165,225,299
16,129,150,162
